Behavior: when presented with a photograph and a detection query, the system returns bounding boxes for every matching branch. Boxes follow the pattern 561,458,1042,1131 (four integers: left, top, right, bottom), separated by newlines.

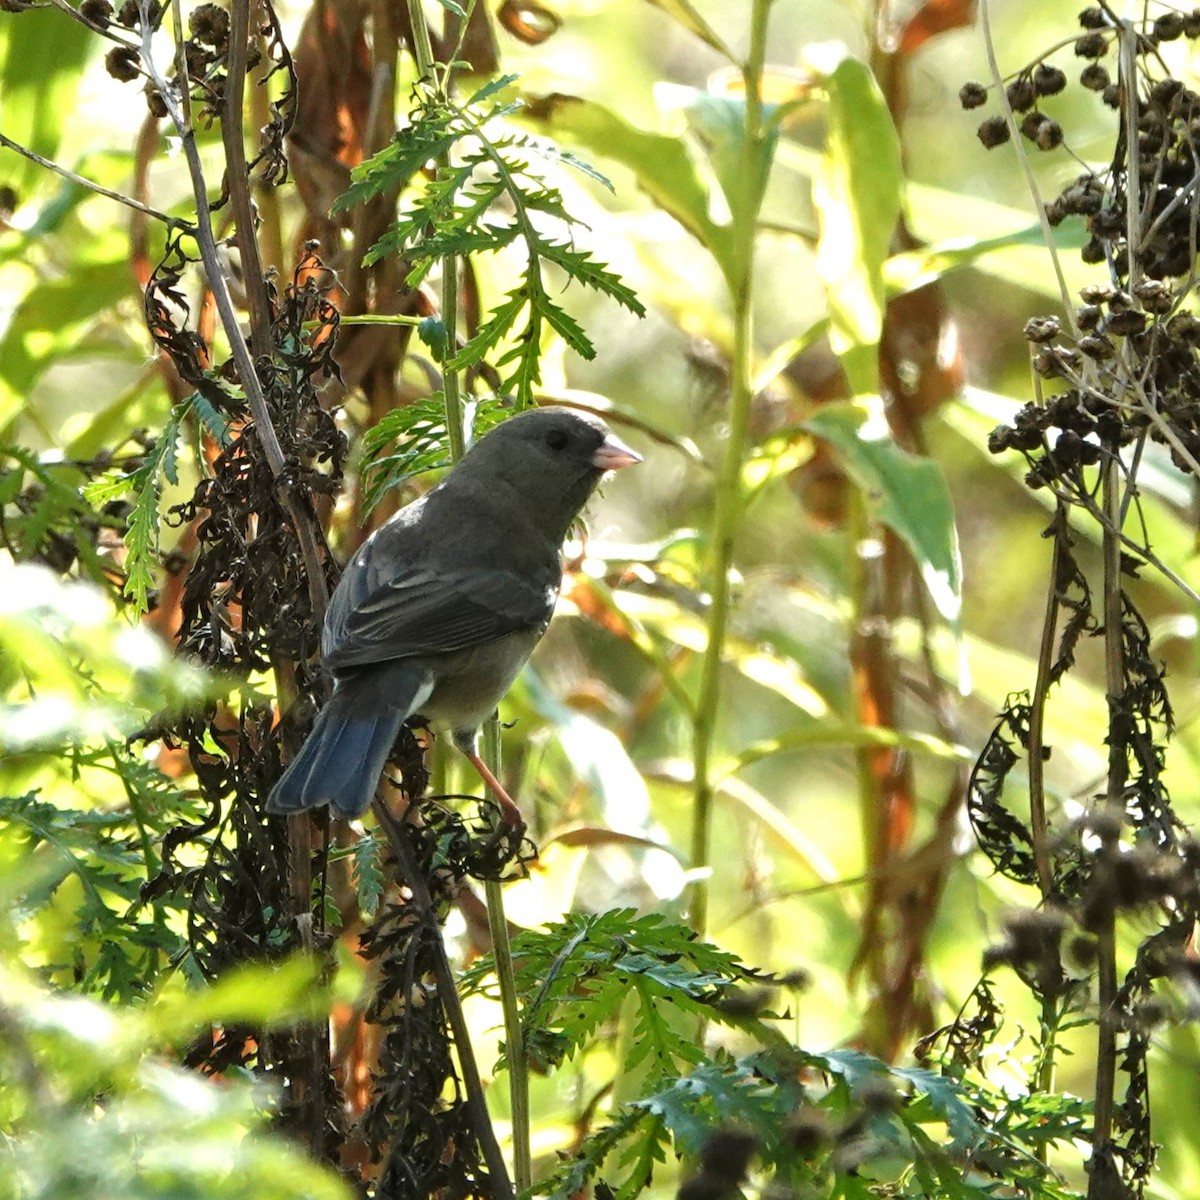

0,131,178,227
138,0,329,620
370,797,515,1200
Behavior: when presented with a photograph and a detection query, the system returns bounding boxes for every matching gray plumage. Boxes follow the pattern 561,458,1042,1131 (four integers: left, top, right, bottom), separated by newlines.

267,407,640,818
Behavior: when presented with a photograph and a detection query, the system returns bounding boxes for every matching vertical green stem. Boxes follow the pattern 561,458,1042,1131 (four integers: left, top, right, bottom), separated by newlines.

482,725,532,1193
441,255,467,460
687,0,773,937
403,0,523,1186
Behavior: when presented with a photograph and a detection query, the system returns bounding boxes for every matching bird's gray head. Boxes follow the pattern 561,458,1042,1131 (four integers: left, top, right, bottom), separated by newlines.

452,407,641,540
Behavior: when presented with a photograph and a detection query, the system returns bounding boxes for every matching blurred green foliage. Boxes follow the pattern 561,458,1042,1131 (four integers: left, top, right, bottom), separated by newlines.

4,1,1200,1198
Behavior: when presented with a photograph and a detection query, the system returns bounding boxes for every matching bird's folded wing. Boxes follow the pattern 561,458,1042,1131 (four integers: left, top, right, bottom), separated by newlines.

323,566,558,672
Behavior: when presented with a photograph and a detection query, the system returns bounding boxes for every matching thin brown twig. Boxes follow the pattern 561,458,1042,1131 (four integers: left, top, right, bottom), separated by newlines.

137,0,329,621
222,0,273,353
370,796,515,1200
0,130,178,226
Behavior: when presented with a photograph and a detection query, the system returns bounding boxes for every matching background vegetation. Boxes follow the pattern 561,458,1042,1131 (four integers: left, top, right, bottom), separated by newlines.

3,0,1200,1197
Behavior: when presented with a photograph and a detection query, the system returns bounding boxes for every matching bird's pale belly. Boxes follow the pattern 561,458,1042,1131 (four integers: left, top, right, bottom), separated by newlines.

415,627,544,733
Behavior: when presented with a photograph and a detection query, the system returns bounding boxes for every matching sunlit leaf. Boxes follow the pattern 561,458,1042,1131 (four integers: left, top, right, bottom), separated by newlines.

642,0,736,61
523,94,735,279
811,50,903,395
805,399,962,624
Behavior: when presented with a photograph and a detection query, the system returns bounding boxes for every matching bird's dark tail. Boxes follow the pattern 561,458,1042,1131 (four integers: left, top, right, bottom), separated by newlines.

266,665,431,818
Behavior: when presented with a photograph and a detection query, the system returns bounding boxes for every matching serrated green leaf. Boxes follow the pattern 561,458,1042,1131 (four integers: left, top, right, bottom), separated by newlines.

352,835,384,917
467,73,519,106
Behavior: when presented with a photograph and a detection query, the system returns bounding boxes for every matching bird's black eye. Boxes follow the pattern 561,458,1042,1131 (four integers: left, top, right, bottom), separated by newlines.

545,428,569,451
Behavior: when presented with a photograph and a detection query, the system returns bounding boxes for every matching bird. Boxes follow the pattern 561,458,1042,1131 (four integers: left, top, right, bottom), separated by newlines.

266,406,642,822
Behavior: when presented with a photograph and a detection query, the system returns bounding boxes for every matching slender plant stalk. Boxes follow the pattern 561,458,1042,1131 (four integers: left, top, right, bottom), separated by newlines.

372,797,515,1200
1092,457,1124,1158
406,0,526,1185
688,0,773,937
482,729,532,1192
138,0,329,619
1027,502,1066,1159
222,0,272,353
1092,21,1140,1163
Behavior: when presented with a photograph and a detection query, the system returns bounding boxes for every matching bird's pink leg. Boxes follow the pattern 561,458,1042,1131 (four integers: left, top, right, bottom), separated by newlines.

463,750,524,827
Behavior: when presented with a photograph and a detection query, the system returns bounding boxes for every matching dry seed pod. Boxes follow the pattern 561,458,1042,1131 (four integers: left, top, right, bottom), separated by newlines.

1134,279,1172,313
1024,316,1062,343
959,81,988,109
104,45,139,81
1155,12,1185,40
1107,309,1148,335
79,0,112,23
1007,76,1037,111
1035,118,1064,150
1034,63,1067,95
1080,335,1116,359
977,116,1010,148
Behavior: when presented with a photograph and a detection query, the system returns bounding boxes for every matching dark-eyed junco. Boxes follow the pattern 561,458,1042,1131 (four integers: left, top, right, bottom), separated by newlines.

266,407,641,821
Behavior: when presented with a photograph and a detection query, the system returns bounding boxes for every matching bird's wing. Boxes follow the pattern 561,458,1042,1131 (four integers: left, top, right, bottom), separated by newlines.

323,566,558,674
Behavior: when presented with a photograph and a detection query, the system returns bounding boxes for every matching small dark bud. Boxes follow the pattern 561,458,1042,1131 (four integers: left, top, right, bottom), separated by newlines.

987,424,1014,454
1065,932,1098,969
785,1110,832,1156
1107,289,1133,312
1077,304,1103,330
104,45,140,82
144,82,168,119
697,1129,758,1184
1167,311,1200,342
116,0,138,25
1024,315,1062,343
856,1078,898,1113
189,2,230,44
1034,63,1067,96
1186,9,1200,38
959,81,988,109
1081,236,1107,264
1007,76,1037,111
1108,309,1147,338
1035,118,1064,150
1154,12,1185,41
977,116,1010,148
1020,111,1046,140
1101,82,1121,108
1075,31,1109,57
1080,63,1110,90
1080,283,1113,303
1152,78,1184,109
1134,279,1173,313
1078,5,1106,28
1033,347,1082,377
79,0,113,22
1079,335,1115,359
